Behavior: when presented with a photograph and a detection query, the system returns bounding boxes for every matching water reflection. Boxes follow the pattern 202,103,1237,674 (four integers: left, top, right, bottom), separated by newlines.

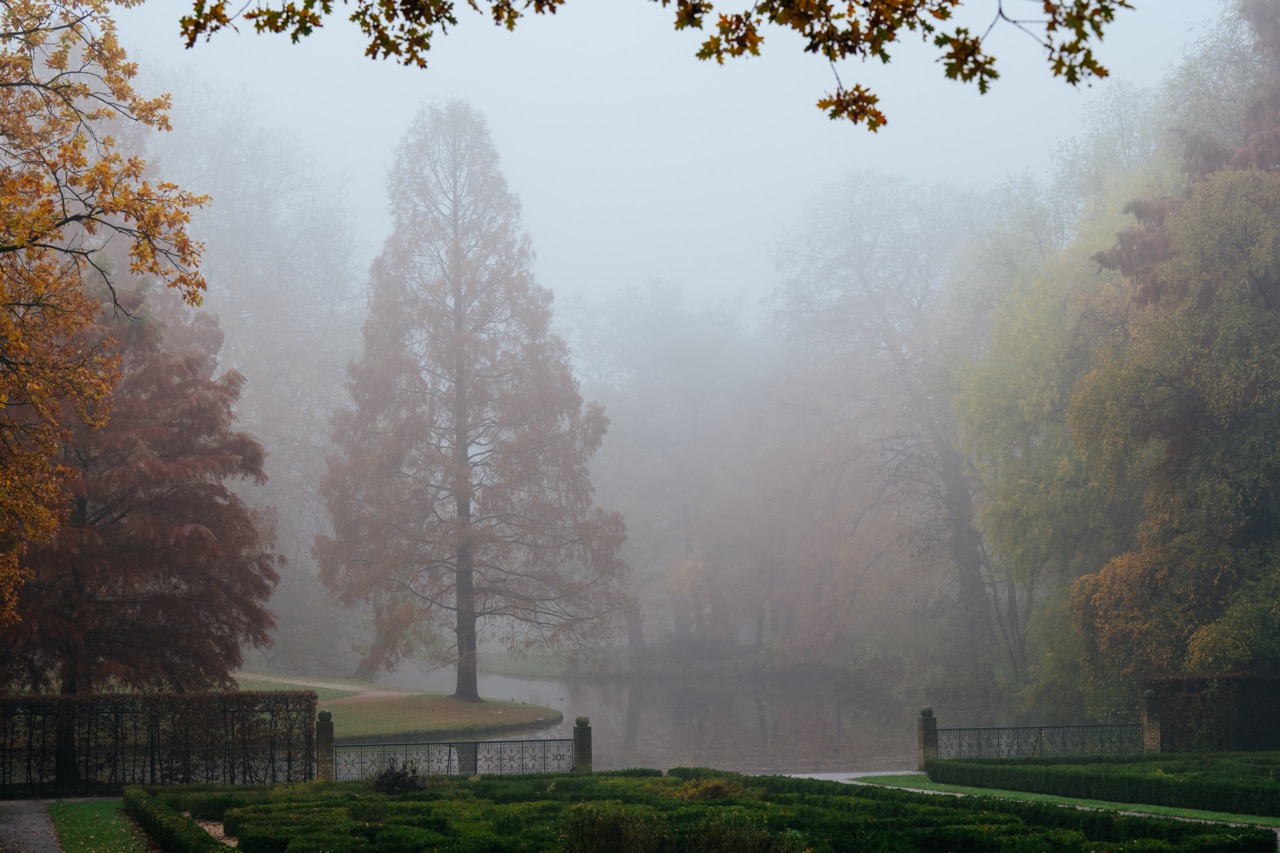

377,667,916,774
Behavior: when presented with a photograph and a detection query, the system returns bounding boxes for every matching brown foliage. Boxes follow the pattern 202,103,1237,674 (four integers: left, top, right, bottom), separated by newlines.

0,288,278,695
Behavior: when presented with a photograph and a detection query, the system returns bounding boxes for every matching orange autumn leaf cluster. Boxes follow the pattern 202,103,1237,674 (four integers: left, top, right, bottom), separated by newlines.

0,0,207,624
179,0,1131,130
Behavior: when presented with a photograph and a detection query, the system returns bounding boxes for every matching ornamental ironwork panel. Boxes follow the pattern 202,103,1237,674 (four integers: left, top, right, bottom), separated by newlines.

937,724,1142,760
334,738,575,780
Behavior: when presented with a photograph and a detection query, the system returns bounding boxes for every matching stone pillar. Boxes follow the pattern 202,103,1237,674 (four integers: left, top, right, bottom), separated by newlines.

316,710,335,782
1140,689,1161,753
917,707,938,771
573,715,592,773
457,742,478,775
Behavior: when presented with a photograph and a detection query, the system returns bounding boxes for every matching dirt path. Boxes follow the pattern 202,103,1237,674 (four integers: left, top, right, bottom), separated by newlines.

0,801,61,853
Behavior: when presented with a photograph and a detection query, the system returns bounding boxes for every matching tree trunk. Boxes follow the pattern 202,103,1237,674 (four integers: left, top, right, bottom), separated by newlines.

454,552,481,702
451,258,481,704
626,601,646,671
938,439,997,696
56,665,82,790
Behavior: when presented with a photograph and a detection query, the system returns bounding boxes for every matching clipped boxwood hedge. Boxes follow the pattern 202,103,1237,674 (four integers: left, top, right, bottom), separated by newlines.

125,770,1276,853
123,786,232,853
925,753,1280,817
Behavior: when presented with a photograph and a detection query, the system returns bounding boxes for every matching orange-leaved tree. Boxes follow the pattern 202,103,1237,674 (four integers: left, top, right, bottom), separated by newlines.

179,0,1132,129
0,0,206,623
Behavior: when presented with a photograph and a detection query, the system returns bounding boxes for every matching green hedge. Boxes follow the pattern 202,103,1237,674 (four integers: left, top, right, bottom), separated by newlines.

123,786,233,853
925,754,1280,816
125,772,1275,853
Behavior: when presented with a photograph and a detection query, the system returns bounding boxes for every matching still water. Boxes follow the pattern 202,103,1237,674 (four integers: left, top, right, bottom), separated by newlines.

378,667,917,774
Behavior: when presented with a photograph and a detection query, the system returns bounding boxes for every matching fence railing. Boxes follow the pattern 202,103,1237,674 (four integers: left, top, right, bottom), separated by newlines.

937,723,1143,760
333,738,575,780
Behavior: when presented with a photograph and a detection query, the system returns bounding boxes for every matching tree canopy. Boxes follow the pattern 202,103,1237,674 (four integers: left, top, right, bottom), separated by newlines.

316,101,627,701
178,0,1132,129
1070,168,1280,686
1065,0,1280,697
0,0,207,624
0,287,278,695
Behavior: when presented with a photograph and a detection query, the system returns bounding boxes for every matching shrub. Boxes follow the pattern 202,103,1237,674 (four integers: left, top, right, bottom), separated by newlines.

561,801,668,853
672,775,755,801
373,824,449,852
688,808,808,853
368,758,426,795
666,766,735,781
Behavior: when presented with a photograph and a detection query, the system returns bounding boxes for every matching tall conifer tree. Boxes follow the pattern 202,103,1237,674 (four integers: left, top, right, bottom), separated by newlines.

317,101,627,702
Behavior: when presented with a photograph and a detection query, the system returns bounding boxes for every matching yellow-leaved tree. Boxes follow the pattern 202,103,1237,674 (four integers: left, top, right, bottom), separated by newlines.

0,0,206,624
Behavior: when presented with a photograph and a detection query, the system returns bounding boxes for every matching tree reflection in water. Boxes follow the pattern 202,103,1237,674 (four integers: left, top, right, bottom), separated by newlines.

382,667,916,773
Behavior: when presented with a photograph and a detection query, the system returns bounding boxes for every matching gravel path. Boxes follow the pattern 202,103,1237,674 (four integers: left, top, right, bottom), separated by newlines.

0,800,62,853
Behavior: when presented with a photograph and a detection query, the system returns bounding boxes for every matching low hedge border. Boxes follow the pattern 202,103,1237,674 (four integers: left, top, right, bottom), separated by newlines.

925,755,1280,817
123,786,233,853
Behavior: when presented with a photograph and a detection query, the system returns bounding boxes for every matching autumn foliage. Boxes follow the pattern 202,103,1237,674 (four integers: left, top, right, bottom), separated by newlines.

316,101,627,701
0,288,278,695
179,0,1131,129
0,0,207,623
1070,0,1280,692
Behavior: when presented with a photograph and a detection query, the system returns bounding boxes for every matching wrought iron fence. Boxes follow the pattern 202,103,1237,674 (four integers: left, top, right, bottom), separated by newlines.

937,724,1143,760
334,738,574,780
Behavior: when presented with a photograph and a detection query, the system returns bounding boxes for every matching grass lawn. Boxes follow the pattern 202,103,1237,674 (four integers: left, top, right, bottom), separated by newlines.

235,677,359,700
49,800,153,853
234,672,562,740
323,693,561,740
858,773,1280,828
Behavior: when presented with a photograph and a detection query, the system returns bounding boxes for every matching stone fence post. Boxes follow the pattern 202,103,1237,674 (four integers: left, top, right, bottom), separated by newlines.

918,707,938,771
316,710,335,781
1140,689,1161,753
573,715,592,773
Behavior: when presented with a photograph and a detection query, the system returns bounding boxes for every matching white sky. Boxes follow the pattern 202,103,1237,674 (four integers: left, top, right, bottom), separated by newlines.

116,1,1226,311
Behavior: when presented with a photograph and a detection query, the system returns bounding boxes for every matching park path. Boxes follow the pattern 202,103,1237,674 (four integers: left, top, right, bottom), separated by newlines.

0,800,61,853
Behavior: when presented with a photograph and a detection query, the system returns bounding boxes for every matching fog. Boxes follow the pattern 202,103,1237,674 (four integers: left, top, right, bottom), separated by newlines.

117,2,1218,308
93,0,1271,759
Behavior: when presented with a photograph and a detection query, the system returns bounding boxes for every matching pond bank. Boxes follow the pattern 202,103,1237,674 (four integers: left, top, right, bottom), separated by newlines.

236,673,563,741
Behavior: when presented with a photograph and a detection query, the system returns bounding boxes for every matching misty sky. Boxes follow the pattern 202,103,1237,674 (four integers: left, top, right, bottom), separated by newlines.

117,1,1224,311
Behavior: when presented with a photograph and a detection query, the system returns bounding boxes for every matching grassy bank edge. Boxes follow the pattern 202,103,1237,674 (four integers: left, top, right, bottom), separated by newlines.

235,673,563,740
856,773,1280,828
331,710,565,744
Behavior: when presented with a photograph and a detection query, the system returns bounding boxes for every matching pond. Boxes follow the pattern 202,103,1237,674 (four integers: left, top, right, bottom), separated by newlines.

378,667,917,774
